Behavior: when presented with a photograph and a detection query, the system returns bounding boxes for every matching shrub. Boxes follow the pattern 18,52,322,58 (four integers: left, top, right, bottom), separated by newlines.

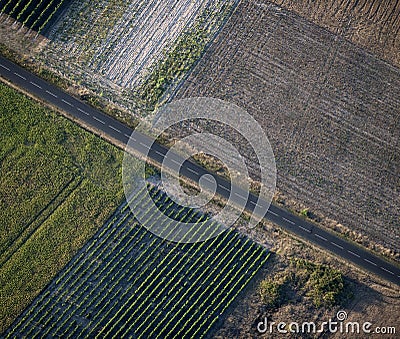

259,276,291,309
259,259,353,311
294,259,352,308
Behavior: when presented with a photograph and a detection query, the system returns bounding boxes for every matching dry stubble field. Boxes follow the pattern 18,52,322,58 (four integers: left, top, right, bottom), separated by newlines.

175,0,400,258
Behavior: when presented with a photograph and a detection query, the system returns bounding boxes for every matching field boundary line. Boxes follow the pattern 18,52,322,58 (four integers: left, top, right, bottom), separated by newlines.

167,0,241,104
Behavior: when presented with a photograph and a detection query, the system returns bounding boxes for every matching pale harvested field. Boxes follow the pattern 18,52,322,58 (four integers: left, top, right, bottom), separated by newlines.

175,1,400,256
47,0,214,89
270,0,400,68
38,0,235,110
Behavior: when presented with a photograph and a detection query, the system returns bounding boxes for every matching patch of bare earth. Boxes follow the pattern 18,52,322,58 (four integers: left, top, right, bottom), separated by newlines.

0,14,47,53
175,0,400,262
215,219,400,338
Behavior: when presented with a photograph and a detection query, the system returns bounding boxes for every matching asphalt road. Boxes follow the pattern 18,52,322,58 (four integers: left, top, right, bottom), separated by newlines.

1,56,399,287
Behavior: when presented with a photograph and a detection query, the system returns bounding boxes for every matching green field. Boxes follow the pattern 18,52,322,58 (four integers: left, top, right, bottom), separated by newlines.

0,82,124,332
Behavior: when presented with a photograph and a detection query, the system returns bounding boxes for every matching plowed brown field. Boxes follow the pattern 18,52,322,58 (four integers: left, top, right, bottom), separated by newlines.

175,0,400,256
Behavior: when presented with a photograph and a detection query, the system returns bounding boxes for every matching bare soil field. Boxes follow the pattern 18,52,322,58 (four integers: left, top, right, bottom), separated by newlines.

270,0,400,68
175,0,400,259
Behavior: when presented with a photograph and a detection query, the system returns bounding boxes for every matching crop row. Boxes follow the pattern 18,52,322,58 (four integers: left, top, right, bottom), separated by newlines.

1,0,67,33
6,185,269,337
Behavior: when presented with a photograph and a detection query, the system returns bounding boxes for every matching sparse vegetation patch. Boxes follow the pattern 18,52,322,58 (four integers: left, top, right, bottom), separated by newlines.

259,259,353,310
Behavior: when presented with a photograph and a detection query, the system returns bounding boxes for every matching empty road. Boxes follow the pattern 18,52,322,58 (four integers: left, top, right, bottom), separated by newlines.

0,55,399,286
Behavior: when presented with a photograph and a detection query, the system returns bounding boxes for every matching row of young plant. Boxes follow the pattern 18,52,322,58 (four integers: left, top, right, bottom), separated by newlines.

89,209,265,338
105,228,268,338
56,201,207,337
154,239,260,338
5,184,150,337
93,210,225,337
128,225,236,336
7,185,199,336
67,196,196,337
57,192,195,337
7,184,269,338
175,248,269,339
91,212,215,337
13,209,136,337
1,0,65,32
194,251,271,339
21,189,163,337
136,232,247,338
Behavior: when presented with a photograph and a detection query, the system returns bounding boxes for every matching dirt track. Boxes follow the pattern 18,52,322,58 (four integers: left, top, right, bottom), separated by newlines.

175,0,400,256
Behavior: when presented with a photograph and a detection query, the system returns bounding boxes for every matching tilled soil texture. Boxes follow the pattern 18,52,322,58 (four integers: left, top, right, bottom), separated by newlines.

175,1,400,257
270,0,400,68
